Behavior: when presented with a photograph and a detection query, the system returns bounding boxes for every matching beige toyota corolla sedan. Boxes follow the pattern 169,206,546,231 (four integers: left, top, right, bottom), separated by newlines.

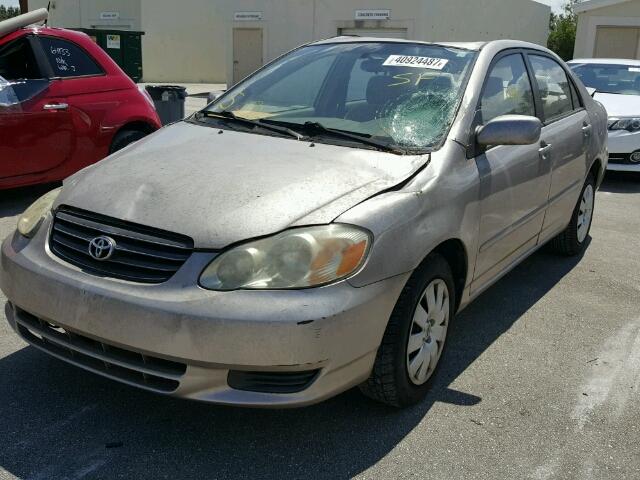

1,38,607,408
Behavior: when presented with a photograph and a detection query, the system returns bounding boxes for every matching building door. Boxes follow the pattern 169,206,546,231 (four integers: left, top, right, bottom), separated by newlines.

233,28,263,84
339,28,408,39
594,26,640,59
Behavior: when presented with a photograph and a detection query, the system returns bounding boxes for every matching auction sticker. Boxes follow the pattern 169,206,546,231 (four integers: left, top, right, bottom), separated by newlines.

383,55,449,70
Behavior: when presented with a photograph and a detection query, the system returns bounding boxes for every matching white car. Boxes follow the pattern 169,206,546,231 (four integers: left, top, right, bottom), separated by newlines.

569,58,640,172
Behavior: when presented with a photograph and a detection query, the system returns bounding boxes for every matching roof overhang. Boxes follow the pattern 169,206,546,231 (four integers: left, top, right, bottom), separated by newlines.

575,0,634,14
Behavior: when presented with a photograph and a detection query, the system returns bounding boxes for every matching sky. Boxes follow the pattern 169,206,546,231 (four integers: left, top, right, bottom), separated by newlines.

537,0,568,12
0,0,569,12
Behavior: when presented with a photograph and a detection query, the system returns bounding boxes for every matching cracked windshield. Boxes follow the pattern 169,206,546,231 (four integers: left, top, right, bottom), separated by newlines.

204,42,476,151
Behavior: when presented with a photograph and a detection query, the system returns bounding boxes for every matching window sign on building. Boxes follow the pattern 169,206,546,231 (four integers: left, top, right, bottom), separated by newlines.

99,12,120,20
234,12,263,21
355,10,391,20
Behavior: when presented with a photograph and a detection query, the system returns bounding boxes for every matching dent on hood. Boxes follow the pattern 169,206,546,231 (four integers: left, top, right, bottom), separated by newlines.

53,123,431,248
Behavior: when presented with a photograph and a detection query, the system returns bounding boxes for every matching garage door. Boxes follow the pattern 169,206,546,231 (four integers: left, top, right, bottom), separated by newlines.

339,28,408,39
594,26,640,59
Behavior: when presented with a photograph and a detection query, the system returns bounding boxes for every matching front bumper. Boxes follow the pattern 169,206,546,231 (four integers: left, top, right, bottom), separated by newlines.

1,221,409,407
607,130,640,171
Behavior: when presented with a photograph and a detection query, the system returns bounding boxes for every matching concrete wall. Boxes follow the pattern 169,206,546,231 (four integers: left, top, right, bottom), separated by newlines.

29,0,550,84
575,0,640,58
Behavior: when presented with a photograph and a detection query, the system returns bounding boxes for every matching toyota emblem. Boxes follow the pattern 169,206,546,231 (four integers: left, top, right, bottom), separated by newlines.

88,236,116,261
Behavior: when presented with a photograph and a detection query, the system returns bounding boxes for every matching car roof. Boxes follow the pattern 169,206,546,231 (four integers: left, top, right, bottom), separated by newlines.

568,58,640,66
18,26,91,41
310,36,551,53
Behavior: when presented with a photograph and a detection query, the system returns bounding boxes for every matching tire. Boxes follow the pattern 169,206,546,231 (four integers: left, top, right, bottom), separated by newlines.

109,129,148,154
549,173,596,256
359,253,455,407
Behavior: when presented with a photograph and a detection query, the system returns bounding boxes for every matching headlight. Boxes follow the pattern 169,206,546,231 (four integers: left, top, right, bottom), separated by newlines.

200,225,371,290
608,117,640,132
17,187,62,238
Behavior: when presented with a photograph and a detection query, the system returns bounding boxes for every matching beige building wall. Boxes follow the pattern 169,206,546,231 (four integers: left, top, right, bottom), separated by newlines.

29,0,550,84
575,0,640,58
30,0,141,30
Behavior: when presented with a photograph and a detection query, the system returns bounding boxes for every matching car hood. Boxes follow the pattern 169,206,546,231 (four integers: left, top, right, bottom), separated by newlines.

594,92,640,118
58,121,429,248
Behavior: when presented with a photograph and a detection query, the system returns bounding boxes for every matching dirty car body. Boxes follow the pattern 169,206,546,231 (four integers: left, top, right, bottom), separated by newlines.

1,38,607,407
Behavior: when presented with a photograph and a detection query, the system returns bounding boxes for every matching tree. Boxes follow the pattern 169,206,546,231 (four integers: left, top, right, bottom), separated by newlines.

548,0,579,61
0,5,22,21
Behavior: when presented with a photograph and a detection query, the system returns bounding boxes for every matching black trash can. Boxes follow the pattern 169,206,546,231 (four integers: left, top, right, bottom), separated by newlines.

145,85,187,125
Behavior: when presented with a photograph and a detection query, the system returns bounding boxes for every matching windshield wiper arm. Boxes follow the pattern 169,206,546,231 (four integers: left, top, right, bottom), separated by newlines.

196,110,307,140
294,121,407,154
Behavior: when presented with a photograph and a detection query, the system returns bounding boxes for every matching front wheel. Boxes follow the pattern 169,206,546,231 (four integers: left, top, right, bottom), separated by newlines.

550,174,596,256
359,253,455,407
109,129,148,155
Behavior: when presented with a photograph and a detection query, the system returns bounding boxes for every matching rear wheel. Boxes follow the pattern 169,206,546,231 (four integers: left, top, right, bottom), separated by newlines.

109,129,148,154
550,174,596,256
359,253,455,407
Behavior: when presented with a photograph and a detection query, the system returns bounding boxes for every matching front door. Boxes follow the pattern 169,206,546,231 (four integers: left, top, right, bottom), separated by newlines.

233,28,263,84
0,35,73,180
471,52,552,293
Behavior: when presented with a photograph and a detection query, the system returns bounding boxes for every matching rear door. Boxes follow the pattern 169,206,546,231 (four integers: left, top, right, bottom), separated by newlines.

0,35,73,179
471,51,552,292
526,53,589,240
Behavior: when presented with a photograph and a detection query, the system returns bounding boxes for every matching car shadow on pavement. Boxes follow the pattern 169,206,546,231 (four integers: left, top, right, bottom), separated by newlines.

599,171,640,194
0,183,60,219
0,245,586,479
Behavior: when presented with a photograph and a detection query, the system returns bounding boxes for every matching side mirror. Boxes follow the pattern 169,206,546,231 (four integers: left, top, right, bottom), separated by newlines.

585,87,597,97
476,114,542,147
207,90,226,103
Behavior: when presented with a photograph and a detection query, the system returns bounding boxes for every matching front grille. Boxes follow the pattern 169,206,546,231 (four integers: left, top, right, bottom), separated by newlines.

14,307,186,393
227,370,320,394
50,206,194,284
608,153,640,165
609,153,630,164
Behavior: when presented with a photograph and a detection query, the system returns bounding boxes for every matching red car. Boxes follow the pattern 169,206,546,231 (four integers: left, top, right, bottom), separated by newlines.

0,21,161,190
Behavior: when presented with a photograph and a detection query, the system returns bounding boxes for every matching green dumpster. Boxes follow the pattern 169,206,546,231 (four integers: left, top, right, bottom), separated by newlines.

75,28,144,82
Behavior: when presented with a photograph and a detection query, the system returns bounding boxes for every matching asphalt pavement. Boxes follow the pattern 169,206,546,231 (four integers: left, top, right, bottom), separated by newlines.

0,173,639,480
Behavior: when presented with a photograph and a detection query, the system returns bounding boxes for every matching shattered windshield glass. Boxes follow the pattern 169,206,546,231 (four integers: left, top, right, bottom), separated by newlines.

204,42,476,152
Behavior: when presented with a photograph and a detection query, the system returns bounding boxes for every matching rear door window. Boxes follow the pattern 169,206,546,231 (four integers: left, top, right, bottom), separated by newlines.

528,55,574,121
38,37,103,78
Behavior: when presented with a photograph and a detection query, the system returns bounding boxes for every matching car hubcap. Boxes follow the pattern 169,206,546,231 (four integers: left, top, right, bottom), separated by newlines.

406,279,450,386
577,184,594,244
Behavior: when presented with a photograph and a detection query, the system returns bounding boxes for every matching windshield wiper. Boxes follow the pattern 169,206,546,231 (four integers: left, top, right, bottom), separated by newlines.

196,110,307,140
261,119,407,154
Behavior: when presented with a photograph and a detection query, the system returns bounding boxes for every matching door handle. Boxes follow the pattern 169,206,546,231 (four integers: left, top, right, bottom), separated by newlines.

582,123,592,138
539,142,552,161
43,103,69,111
